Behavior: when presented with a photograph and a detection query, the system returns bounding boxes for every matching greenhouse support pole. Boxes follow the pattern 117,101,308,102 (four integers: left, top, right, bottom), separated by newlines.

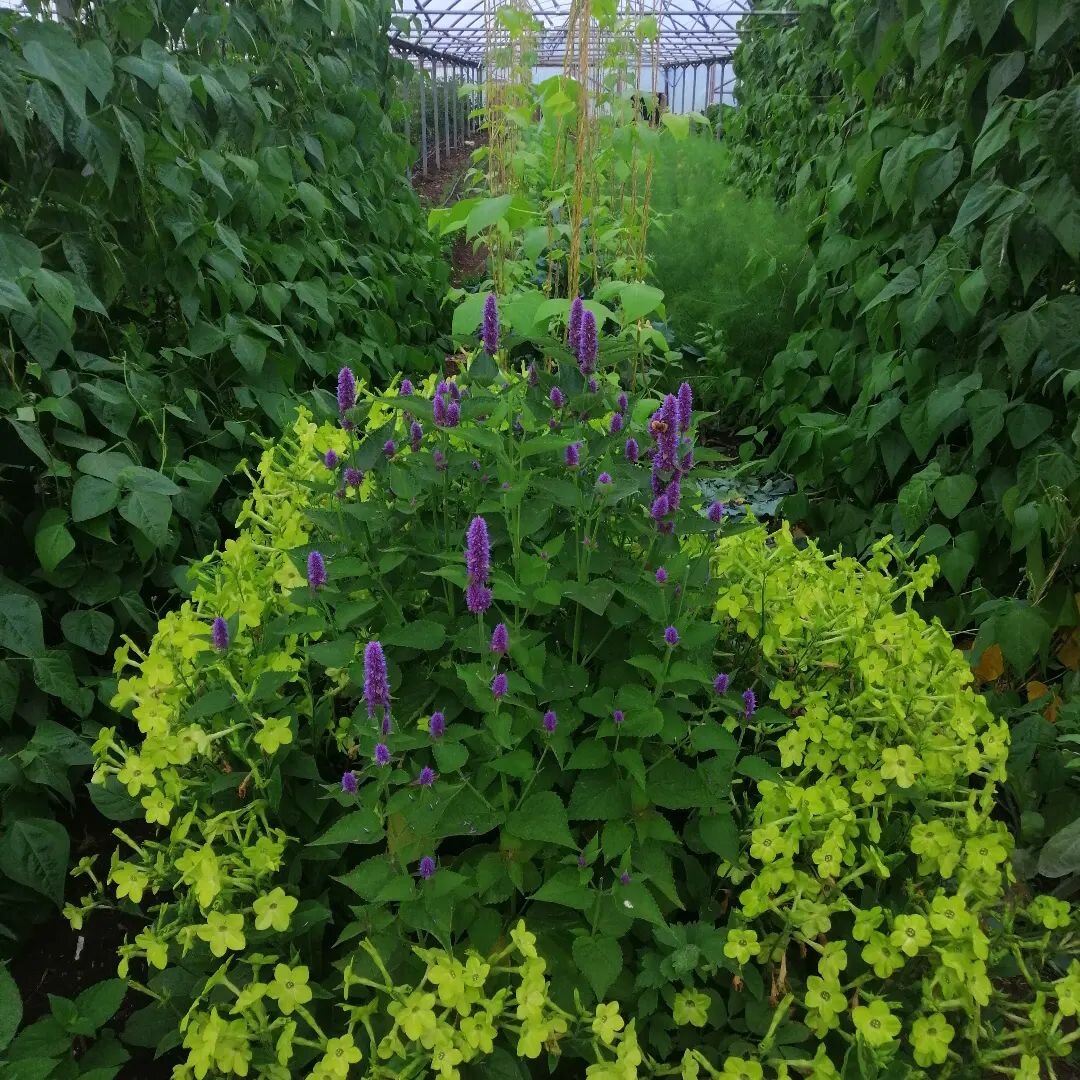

718,59,727,135
443,60,451,156
452,64,460,148
679,69,686,114
431,58,441,170
692,64,698,113
419,64,429,176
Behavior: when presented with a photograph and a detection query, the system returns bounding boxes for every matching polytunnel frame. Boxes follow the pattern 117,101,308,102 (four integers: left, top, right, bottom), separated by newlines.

388,1,799,174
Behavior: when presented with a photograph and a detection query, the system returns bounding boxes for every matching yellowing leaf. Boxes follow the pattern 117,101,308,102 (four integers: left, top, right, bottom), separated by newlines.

1056,629,1080,672
972,643,1004,683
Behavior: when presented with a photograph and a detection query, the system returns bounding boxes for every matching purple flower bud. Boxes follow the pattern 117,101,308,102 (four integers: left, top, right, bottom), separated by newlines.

323,449,339,470
578,309,598,374
447,401,461,427
708,501,725,523
492,672,508,699
714,673,730,695
655,567,668,584
677,381,693,434
680,450,694,472
651,493,669,521
577,854,588,868
568,296,584,354
466,583,492,614
542,709,557,734
374,743,391,767
434,449,447,472
384,440,396,458
490,623,509,655
449,381,462,403
410,421,423,452
612,709,624,725
341,770,358,794
666,474,682,513
400,378,414,397
419,856,436,879
211,616,229,652
597,472,612,485
625,437,639,464
587,377,599,393
363,641,390,719
337,366,356,416
550,386,566,409
307,550,327,589
609,412,624,435
548,418,560,431
565,442,580,468
429,711,446,738
482,293,500,355
664,625,679,647
417,766,437,787
743,689,757,718
434,392,449,426
658,521,674,535
528,363,538,387
471,460,481,471
344,466,362,489
381,711,392,736
617,392,628,414
619,871,632,885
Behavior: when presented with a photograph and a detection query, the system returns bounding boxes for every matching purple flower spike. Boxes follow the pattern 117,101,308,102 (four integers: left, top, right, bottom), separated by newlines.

609,412,624,435
625,437,639,464
465,516,491,586
565,442,581,468
542,709,557,734
417,766,437,787
714,673,730,695
447,401,461,427
384,440,396,458
211,616,229,652
449,381,462,403
434,392,448,426
578,310,598,375
344,467,362,489
466,583,492,614
400,378,414,397
363,641,390,719
651,493,669,521
588,378,599,393
381,711,392,736
419,856,436,880
613,709,624,725
619,871,632,886
324,449,339,470
550,387,566,409
434,449,447,472
482,293,500,356
655,567,668,584
665,474,682,514
429,711,446,738
664,626,679,647
307,551,327,589
617,392,628,414
374,743,391,767
490,623,509,655
410,420,423,452
708,501,725,523
652,395,680,472
337,367,356,416
341,770,358,794
677,381,693,434
528,363,539,387
492,673,508,699
598,472,612,486
743,689,757,718
568,296,584,354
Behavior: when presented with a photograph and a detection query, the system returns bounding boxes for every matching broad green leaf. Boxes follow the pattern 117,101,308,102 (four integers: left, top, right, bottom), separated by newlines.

0,593,44,656
71,475,118,521
934,474,978,519
60,610,114,655
0,818,69,907
34,508,75,572
1038,818,1080,878
381,620,447,650
0,965,20,1051
616,282,664,325
572,935,623,999
118,490,172,547
506,792,576,848
310,810,384,846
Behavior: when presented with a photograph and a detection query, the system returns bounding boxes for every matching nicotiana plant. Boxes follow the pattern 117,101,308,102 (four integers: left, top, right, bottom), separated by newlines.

66,300,1080,1079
